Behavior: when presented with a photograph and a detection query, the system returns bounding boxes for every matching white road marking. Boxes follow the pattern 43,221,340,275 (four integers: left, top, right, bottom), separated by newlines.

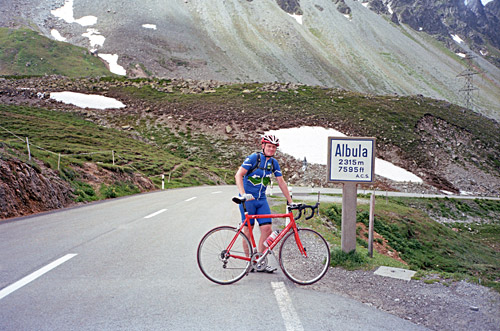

185,197,197,202
144,209,167,219
211,191,222,194
271,282,304,331
0,254,77,300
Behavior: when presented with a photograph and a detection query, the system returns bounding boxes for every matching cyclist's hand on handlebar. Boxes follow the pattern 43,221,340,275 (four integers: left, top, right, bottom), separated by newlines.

242,193,254,201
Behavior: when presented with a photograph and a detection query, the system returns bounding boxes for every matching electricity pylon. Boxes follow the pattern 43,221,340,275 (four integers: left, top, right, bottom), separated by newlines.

457,53,478,110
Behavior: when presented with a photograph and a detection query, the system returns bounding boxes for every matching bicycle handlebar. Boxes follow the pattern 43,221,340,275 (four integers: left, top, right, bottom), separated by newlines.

232,196,320,220
287,202,320,220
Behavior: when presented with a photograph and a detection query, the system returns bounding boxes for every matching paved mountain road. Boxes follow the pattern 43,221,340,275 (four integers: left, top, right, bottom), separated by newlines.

0,186,427,330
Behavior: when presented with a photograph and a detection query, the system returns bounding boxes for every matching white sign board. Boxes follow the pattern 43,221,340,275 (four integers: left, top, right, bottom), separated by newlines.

327,137,376,183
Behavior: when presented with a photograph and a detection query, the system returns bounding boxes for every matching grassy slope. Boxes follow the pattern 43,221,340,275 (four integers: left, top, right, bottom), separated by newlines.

0,27,111,77
0,104,233,199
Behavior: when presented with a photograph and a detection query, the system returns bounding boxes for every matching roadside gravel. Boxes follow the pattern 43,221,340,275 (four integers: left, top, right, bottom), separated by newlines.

310,267,500,331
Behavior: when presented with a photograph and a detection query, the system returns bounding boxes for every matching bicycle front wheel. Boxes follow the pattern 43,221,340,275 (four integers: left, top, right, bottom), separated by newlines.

279,228,330,285
197,226,252,285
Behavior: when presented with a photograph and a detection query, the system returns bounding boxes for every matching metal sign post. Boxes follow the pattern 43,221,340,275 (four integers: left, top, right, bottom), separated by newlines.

327,137,376,253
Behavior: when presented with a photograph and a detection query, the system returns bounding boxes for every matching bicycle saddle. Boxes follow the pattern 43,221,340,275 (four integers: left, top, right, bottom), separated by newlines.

232,196,245,204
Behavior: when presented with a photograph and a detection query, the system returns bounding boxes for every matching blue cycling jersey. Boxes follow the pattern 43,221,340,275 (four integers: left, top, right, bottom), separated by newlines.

241,152,282,200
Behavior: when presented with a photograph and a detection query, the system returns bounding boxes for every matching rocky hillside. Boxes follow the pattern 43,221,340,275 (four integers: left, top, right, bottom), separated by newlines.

1,76,499,218
1,0,499,121
364,0,500,66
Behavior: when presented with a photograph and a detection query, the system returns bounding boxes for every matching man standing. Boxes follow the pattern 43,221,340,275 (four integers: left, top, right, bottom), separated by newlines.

235,134,293,273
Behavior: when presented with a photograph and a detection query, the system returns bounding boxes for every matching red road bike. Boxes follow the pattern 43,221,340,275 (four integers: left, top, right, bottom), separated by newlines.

197,196,330,285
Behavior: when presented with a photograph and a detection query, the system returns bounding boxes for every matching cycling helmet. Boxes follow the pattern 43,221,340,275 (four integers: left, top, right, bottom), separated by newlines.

261,134,280,146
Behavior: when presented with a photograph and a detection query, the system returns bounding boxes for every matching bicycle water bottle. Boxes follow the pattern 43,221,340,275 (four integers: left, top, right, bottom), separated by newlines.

264,230,280,247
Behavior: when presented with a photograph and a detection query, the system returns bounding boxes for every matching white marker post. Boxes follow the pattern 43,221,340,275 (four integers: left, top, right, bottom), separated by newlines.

327,137,375,253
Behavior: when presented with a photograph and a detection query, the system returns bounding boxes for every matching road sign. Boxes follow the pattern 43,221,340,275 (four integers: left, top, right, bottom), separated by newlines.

326,136,376,253
327,137,375,183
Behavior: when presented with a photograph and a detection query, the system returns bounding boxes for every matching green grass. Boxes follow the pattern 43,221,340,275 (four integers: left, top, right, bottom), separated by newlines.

271,200,409,272
0,104,233,202
273,195,498,291
0,28,111,77
320,196,500,292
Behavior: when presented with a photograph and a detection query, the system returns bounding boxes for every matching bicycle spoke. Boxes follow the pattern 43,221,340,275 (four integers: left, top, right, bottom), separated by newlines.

279,228,330,285
197,226,252,285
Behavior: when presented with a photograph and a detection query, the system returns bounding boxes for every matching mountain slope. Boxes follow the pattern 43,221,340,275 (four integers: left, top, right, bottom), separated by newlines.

0,28,111,77
1,0,499,121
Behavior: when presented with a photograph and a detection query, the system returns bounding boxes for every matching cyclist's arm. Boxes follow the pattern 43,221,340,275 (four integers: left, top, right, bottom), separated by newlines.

276,176,293,204
235,166,248,197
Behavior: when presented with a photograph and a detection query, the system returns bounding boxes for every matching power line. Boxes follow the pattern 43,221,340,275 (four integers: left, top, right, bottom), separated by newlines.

457,53,478,110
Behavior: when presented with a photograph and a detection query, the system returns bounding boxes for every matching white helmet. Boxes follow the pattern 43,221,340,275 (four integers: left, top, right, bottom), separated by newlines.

261,134,280,146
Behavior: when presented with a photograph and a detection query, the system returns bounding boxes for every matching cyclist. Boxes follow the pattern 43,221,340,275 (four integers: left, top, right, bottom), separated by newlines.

235,134,293,273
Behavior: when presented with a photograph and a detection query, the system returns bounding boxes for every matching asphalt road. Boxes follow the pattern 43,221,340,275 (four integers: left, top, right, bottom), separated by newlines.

0,186,428,330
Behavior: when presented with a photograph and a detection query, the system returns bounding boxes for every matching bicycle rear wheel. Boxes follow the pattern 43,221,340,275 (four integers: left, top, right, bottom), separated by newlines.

197,226,252,285
279,228,330,285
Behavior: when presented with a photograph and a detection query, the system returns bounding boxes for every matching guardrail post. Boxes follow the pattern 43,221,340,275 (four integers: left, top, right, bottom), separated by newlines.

368,193,375,258
26,137,31,161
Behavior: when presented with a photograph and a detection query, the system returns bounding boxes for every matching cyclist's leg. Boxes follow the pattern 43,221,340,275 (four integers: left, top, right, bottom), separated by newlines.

255,199,272,253
259,224,272,252
242,225,254,257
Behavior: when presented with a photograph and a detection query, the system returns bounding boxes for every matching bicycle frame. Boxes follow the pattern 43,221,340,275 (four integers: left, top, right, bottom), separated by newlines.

225,207,307,269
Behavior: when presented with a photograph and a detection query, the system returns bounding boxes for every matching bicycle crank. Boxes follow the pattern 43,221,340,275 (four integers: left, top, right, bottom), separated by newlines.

250,252,268,272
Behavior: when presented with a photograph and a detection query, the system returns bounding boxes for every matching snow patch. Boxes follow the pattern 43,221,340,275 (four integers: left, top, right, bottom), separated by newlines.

287,13,303,25
98,54,127,76
387,4,393,14
51,0,97,26
51,29,66,42
82,29,106,50
375,159,423,183
75,16,98,26
51,0,74,23
50,92,126,109
266,126,423,183
142,24,157,30
451,34,464,44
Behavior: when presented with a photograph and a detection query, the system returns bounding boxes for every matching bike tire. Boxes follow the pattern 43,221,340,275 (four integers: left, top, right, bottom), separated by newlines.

197,226,252,285
279,228,330,285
